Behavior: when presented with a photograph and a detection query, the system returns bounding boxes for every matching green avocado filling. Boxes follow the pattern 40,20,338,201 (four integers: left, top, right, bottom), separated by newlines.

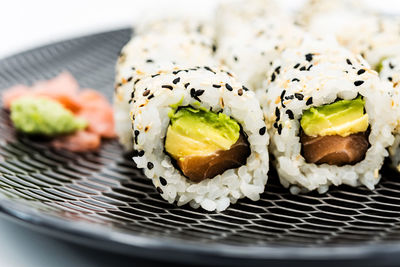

300,96,368,137
165,107,240,160
10,97,87,136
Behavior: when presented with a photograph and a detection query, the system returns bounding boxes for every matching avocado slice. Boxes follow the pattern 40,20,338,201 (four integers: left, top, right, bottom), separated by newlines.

300,96,369,137
165,107,250,182
165,107,240,159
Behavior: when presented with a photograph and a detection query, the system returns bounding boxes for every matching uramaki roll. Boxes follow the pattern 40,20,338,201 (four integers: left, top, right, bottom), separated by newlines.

379,57,400,170
131,66,269,211
258,37,396,194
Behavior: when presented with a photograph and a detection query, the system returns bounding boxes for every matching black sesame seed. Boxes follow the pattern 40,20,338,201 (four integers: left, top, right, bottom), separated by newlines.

134,79,140,85
134,130,139,144
148,94,154,100
127,76,133,82
305,53,313,62
213,84,221,88
259,127,266,135
138,150,145,157
184,83,190,89
242,86,249,91
388,77,393,82
275,107,280,120
226,83,233,91
143,90,150,96
299,66,307,71
147,162,154,170
274,66,281,74
294,63,300,69
280,90,286,101
307,65,313,71
173,70,182,75
357,69,366,75
294,93,304,100
156,187,163,194
151,74,160,78
116,82,122,87
346,59,352,65
354,80,364,86
146,59,154,63
277,124,282,135
234,56,238,62
389,62,395,69
190,89,202,101
306,97,313,105
172,77,180,84
128,99,132,104
160,177,167,186
204,66,216,74
286,110,294,119
196,89,205,96
285,95,294,100
271,73,276,82
292,78,300,82
162,85,173,90
131,91,135,99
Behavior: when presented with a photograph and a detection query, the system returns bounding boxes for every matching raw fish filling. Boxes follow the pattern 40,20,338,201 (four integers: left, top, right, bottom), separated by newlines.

165,107,250,182
300,96,369,166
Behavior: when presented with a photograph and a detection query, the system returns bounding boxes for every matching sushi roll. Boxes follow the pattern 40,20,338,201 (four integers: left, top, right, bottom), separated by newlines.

299,0,400,69
258,37,396,194
114,18,215,150
297,0,368,27
359,16,400,69
380,57,400,170
135,16,215,40
216,0,303,90
131,66,269,211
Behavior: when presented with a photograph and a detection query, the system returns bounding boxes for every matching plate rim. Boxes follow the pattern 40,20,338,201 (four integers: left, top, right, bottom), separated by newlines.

1,28,400,264
2,195,400,262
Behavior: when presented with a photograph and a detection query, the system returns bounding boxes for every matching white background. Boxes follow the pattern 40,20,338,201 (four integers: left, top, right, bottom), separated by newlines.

1,0,399,59
0,0,399,266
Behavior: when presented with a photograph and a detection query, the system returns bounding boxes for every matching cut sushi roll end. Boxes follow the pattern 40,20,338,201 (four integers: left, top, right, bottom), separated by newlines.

300,96,369,166
165,106,250,183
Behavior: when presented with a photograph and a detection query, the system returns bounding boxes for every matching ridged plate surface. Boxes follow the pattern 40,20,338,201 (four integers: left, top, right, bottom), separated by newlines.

1,29,400,265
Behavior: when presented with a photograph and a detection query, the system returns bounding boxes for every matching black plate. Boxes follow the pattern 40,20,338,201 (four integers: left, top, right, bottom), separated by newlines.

1,29,400,267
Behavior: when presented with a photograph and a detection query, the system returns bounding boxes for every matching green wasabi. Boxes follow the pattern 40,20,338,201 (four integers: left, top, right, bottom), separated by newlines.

165,107,240,159
10,97,87,136
300,96,368,137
